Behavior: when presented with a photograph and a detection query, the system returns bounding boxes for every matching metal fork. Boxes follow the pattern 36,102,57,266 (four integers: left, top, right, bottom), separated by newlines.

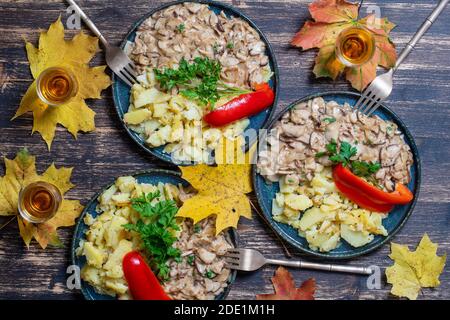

354,0,449,116
225,248,373,275
66,0,138,87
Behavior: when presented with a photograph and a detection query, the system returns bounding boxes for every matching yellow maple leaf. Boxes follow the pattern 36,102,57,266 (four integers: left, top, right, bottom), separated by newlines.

0,149,83,249
386,234,447,300
12,17,111,150
177,138,254,235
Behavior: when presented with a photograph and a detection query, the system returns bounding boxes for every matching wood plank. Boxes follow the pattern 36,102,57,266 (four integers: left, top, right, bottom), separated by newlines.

0,0,449,300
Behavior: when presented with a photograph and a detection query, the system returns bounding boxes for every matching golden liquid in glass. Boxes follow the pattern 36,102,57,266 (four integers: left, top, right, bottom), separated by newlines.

37,67,78,106
336,27,375,67
18,182,62,223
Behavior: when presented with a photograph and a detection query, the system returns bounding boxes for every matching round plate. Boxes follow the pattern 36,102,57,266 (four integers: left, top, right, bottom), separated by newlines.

71,169,238,300
112,0,279,164
252,91,421,259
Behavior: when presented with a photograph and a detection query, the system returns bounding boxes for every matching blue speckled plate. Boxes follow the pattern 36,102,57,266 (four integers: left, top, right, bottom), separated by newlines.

71,169,238,300
253,91,421,259
112,0,279,165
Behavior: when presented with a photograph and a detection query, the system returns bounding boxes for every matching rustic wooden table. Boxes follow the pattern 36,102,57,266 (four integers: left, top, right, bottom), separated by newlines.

0,0,449,300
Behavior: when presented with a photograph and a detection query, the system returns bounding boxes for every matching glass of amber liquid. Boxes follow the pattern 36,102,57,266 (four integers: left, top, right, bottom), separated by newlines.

36,67,78,106
335,26,375,67
18,182,62,224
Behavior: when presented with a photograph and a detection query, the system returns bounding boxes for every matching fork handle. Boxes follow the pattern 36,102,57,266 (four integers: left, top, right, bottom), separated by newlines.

265,259,373,275
394,0,449,72
66,0,108,47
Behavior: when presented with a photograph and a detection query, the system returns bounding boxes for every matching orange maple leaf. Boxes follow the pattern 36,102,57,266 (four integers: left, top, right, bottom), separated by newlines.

291,0,397,91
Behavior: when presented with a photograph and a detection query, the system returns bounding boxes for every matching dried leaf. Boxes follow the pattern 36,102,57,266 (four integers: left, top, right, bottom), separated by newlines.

0,149,83,249
256,267,316,300
177,138,253,235
291,0,397,91
13,17,111,149
386,234,446,300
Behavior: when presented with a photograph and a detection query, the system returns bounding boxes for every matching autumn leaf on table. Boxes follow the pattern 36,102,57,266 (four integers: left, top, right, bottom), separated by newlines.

256,267,316,300
177,138,254,235
12,17,111,150
0,149,83,249
291,0,397,91
386,234,446,300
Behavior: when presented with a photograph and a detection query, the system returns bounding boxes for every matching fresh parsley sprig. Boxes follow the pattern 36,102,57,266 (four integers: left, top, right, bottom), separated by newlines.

351,160,381,178
176,23,185,33
329,141,357,167
123,190,181,281
316,140,381,178
154,57,250,107
323,117,336,124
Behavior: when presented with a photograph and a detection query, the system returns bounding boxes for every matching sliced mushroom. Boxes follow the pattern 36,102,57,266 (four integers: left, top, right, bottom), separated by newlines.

260,55,269,66
249,41,264,56
257,97,414,194
310,131,326,151
280,122,304,138
249,70,264,85
220,56,240,67
185,2,203,13
197,248,216,264
380,144,401,167
130,3,271,91
290,108,311,125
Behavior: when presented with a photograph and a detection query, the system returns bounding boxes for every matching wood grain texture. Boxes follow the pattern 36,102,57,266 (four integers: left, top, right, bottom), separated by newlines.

0,0,449,300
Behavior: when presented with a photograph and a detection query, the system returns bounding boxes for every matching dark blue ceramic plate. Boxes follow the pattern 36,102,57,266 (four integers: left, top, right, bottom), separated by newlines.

112,0,279,164
71,169,238,300
253,91,421,259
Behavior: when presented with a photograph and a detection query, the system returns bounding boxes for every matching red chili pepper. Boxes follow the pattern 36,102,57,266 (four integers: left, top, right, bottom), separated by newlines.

333,164,413,213
122,251,171,300
204,82,275,127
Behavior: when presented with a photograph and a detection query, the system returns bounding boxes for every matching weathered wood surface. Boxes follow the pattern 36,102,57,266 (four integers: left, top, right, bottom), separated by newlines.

0,0,449,300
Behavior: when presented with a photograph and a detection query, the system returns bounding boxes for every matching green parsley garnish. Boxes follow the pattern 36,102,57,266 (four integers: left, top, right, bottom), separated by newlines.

351,161,381,178
326,139,338,154
123,190,181,281
154,57,250,107
193,224,201,233
187,254,195,266
205,270,216,279
315,151,327,158
176,23,185,33
323,117,336,124
226,42,234,49
329,141,357,167
315,140,381,178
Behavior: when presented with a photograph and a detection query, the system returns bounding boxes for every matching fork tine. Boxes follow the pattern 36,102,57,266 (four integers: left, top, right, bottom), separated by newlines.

124,63,138,80
128,60,137,70
116,71,133,87
353,85,372,110
224,257,239,266
353,94,367,111
122,67,138,85
356,91,376,113
119,70,135,86
226,249,240,254
354,90,372,112
127,62,138,75
354,95,370,113
366,100,382,117
224,252,241,259
225,262,239,270
360,96,380,115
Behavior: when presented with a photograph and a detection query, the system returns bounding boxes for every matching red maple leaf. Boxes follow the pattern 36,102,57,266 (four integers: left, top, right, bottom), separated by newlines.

256,267,316,300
